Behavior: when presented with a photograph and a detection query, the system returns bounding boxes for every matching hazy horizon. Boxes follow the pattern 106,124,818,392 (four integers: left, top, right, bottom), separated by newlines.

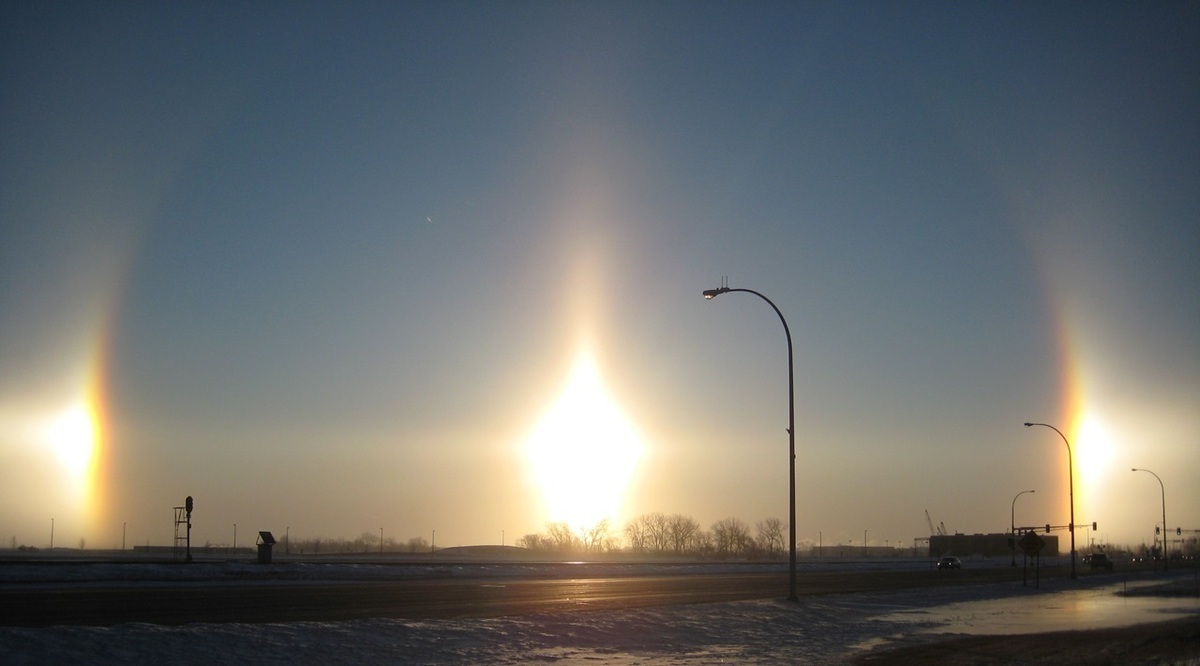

2,3,1197,555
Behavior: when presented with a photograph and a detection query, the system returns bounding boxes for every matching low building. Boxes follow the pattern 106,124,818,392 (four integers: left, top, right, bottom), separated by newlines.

930,532,1059,559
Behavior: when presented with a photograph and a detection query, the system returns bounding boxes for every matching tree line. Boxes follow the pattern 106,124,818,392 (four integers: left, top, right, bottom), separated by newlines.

516,513,786,559
280,532,431,554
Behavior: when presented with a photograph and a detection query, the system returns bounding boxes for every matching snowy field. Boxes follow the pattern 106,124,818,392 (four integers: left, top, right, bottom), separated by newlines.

1,559,1196,664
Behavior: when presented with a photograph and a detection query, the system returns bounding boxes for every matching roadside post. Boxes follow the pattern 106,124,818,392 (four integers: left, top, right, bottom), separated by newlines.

1019,531,1045,588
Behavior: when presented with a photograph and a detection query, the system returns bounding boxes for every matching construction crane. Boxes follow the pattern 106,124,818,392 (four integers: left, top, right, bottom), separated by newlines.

924,509,947,536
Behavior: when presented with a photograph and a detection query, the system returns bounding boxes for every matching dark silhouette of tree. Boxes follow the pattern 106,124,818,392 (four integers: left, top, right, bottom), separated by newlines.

691,528,713,557
624,516,648,553
624,512,708,556
647,513,670,553
711,517,751,558
405,512,783,560
668,514,701,554
546,522,578,553
581,518,613,554
756,518,785,557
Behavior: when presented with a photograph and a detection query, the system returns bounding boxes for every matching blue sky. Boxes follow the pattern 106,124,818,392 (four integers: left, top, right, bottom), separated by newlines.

2,2,1196,553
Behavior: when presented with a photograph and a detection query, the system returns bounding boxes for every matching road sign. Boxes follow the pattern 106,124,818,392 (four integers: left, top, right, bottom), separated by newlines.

1019,531,1045,556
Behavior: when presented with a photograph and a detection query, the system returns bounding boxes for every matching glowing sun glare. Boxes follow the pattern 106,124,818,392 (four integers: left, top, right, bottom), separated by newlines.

524,352,643,530
1075,414,1115,494
45,403,98,484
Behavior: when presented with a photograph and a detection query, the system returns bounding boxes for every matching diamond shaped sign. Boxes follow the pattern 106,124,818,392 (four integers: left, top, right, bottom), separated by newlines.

1019,531,1045,556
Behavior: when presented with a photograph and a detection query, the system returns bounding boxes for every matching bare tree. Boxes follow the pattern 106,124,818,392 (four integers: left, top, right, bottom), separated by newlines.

711,517,751,558
356,531,381,553
624,513,707,556
626,513,666,554
516,533,550,551
581,519,613,554
755,518,785,557
546,522,578,553
690,528,713,556
668,514,700,554
624,516,648,553
647,513,670,553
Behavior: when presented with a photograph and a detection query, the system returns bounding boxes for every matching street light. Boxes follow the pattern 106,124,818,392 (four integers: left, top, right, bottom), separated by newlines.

1131,468,1167,571
703,284,798,601
1011,489,1035,566
1024,422,1076,579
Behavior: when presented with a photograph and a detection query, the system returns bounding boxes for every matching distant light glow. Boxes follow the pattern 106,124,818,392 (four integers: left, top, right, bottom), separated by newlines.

523,350,644,531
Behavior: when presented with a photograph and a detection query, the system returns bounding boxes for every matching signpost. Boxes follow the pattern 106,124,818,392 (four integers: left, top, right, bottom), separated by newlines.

185,496,194,562
1019,531,1045,587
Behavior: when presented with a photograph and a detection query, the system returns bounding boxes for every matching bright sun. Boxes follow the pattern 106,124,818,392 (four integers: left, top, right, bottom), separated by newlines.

45,402,98,483
524,351,643,531
1075,413,1115,496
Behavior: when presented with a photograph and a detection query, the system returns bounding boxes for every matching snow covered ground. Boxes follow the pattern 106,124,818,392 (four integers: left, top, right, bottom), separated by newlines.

1,560,1196,664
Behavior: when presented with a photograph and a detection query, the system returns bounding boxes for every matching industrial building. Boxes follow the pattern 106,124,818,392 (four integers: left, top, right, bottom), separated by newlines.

929,533,1059,559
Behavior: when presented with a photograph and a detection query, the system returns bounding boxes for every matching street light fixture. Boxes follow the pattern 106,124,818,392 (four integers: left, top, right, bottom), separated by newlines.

703,284,798,601
1024,422,1076,579
1010,489,1034,566
1131,468,1167,571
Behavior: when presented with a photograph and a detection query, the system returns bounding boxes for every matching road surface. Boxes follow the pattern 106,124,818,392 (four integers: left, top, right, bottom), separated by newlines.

0,567,1030,627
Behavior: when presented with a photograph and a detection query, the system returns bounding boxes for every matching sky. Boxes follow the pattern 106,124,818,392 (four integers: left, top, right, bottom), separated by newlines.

1,1,1197,553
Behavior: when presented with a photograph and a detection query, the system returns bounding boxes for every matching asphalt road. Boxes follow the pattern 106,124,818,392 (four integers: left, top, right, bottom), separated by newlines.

0,568,1035,627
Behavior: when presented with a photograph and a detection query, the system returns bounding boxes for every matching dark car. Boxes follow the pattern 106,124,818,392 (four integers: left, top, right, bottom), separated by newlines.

1087,553,1114,570
936,556,962,569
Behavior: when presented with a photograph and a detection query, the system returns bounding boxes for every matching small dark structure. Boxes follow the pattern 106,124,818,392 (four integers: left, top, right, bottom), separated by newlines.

173,496,194,562
256,531,276,564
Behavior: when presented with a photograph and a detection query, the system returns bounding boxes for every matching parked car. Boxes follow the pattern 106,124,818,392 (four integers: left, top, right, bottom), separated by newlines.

1087,553,1114,570
936,556,962,569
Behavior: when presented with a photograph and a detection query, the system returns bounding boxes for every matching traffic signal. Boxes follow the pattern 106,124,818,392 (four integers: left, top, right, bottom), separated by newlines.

1156,526,1161,534
1045,524,1051,533
1092,522,1097,530
1178,527,1183,535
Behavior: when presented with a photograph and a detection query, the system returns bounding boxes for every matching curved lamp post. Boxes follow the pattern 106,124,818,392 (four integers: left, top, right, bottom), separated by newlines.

1010,489,1035,566
1131,468,1167,571
1023,422,1076,579
703,285,797,601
